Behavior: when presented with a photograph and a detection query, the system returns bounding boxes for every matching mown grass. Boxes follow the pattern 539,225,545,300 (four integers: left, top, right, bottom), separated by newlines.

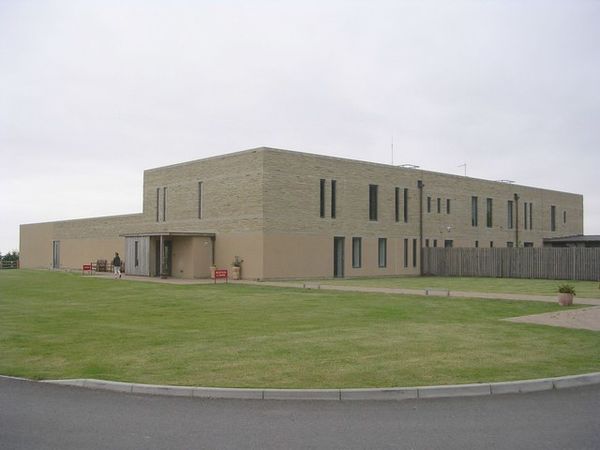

309,276,600,298
0,270,598,388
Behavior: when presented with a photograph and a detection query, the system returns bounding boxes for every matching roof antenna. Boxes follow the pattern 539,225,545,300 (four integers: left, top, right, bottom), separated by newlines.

391,136,394,165
458,163,467,176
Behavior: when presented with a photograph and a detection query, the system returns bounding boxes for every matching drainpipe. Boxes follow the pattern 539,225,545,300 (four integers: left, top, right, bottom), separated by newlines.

418,180,424,275
514,193,520,247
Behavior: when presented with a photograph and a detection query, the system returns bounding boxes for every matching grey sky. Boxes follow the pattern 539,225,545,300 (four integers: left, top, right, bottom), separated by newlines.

1,0,599,254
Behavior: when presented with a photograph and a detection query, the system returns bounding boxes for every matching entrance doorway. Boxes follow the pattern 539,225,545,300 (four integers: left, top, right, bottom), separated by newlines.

155,239,172,276
333,237,345,278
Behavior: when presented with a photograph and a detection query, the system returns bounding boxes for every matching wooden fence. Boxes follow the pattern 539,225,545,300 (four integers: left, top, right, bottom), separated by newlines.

422,247,600,281
0,260,19,269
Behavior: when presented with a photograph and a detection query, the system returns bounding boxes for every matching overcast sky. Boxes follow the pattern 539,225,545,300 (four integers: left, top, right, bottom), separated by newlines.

1,0,599,254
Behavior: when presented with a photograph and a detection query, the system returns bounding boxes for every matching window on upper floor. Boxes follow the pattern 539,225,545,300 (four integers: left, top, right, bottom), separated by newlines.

437,198,441,213
471,196,478,227
446,198,451,214
198,182,203,219
403,188,409,222
395,187,400,222
427,196,431,213
507,200,513,229
369,184,378,221
486,198,493,228
331,180,337,219
551,205,556,231
319,179,325,218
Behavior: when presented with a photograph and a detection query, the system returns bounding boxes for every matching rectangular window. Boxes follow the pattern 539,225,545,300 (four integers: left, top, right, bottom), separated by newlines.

427,196,431,213
319,179,325,218
507,241,514,247
403,188,408,222
425,239,430,247
529,203,533,229
331,180,337,219
471,196,478,226
444,240,453,248
162,187,167,221
524,242,534,247
352,237,361,268
551,205,556,231
437,198,441,213
486,198,493,227
490,241,494,248
198,182,203,219
507,200,513,229
395,187,400,222
446,199,451,214
524,202,529,230
134,240,139,267
563,210,567,224
369,184,378,221
433,239,438,248
403,238,408,267
156,188,160,222
475,240,479,248
412,238,417,267
378,238,387,268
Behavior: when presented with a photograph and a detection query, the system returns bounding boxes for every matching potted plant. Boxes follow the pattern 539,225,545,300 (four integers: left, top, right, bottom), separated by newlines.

231,256,243,280
557,284,576,306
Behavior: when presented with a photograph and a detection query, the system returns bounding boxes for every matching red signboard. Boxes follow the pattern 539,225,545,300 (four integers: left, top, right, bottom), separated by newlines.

82,263,93,275
214,269,228,283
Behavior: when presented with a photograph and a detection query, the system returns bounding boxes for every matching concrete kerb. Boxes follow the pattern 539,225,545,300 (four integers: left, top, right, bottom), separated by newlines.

31,372,600,401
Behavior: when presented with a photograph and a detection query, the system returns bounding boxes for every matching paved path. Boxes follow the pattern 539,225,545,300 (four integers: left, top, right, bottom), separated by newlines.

506,306,600,331
2,376,599,450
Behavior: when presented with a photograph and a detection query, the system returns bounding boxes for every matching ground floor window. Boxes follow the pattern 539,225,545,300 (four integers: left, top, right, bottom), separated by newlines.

378,238,387,268
352,237,362,268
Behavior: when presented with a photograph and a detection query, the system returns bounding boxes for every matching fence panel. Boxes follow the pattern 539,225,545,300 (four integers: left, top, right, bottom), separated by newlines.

422,247,600,281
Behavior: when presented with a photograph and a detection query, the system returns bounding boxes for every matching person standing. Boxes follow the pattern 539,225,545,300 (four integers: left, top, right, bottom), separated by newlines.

112,252,122,279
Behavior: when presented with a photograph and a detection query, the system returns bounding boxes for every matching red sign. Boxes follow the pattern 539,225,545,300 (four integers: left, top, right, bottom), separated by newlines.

214,269,228,283
82,263,93,275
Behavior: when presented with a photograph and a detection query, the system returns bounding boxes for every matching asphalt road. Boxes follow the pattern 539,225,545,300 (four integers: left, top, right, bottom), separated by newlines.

1,377,599,450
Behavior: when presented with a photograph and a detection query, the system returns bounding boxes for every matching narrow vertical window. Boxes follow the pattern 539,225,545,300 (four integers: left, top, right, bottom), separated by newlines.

433,239,438,248
378,238,387,268
425,239,429,247
427,196,431,213
446,199,451,214
529,203,533,229
395,187,400,222
331,180,336,219
507,200,513,229
475,240,479,248
156,188,160,222
524,202,529,230
162,187,167,221
412,238,417,267
563,210,567,224
437,198,441,213
198,182,203,219
471,196,478,226
352,237,362,268
369,184,378,221
486,198,493,228
403,188,408,222
403,238,408,267
551,205,556,231
490,241,494,248
319,179,325,218
134,241,139,267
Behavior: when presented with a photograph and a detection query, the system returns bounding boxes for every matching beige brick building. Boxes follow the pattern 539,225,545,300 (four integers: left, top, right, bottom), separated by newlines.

20,147,584,279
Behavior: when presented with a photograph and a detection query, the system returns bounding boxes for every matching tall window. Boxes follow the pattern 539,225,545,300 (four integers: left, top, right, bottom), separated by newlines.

162,187,167,221
446,199,451,214
134,241,139,267
427,196,431,213
551,205,556,231
486,198,493,228
395,187,400,222
524,202,529,230
378,238,387,268
433,239,438,248
475,240,479,248
529,203,533,229
331,180,337,219
369,184,378,221
563,210,567,224
403,238,409,267
198,182,203,219
412,238,417,267
425,239,430,247
319,179,325,218
403,188,408,222
156,188,160,222
507,200,513,229
352,237,361,268
437,198,441,213
471,196,478,226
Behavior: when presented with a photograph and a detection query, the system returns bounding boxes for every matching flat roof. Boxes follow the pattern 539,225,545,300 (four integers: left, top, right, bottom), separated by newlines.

543,235,600,243
120,232,216,238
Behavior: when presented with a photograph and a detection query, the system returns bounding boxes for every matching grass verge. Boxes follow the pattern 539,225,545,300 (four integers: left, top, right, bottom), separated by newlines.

1,270,598,388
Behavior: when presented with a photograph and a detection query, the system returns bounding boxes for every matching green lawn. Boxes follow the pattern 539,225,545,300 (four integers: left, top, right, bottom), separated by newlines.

307,276,600,298
0,270,598,388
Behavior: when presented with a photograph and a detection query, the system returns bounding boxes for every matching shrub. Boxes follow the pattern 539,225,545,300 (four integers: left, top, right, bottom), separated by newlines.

558,284,576,295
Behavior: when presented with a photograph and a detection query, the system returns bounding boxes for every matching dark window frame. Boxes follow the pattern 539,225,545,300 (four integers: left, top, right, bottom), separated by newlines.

319,179,326,218
369,184,378,221
331,180,337,219
378,238,387,268
352,237,362,268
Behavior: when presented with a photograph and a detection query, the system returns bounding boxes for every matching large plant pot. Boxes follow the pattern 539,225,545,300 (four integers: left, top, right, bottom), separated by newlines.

558,293,573,306
231,266,241,280
210,266,217,279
